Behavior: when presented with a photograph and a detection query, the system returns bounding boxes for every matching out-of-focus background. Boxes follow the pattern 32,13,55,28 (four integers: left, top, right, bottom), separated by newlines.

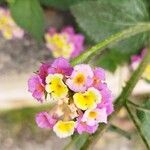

0,1,150,150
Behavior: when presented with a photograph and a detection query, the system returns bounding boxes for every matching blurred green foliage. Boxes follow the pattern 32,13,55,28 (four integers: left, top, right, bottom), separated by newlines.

8,0,44,40
136,100,150,147
0,105,51,136
71,0,150,71
39,0,86,10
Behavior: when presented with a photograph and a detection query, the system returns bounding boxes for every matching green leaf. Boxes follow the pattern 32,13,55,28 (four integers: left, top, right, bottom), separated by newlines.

136,113,150,146
96,49,130,72
9,0,44,40
0,0,6,4
128,99,150,149
64,133,89,150
71,0,150,70
39,0,86,10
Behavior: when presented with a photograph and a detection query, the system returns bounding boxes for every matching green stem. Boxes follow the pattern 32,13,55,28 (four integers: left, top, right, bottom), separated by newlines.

109,124,131,140
65,23,150,150
81,48,150,149
125,103,150,150
63,134,89,150
127,100,150,113
71,23,150,66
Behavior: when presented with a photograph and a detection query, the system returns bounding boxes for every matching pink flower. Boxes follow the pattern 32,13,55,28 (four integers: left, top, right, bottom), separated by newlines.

82,108,107,126
48,57,73,76
12,27,24,39
28,57,114,138
45,26,85,59
0,7,24,40
97,84,114,115
131,48,150,81
131,55,142,70
131,48,147,70
36,112,57,128
76,115,98,134
92,67,105,90
28,75,45,102
66,64,93,92
62,26,85,58
38,61,51,84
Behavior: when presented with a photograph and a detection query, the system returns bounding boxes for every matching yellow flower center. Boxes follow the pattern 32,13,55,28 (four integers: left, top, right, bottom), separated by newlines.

46,74,68,99
88,111,97,119
93,77,100,85
73,73,86,85
73,88,101,110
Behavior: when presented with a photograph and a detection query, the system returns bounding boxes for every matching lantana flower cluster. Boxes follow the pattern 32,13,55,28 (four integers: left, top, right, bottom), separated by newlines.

0,7,24,40
45,26,85,59
131,48,150,81
28,57,113,138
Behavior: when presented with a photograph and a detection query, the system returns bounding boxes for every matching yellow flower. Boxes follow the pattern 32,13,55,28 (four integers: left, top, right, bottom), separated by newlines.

53,120,75,138
73,87,102,110
2,27,13,39
0,16,13,39
143,64,150,81
45,33,73,59
45,74,68,100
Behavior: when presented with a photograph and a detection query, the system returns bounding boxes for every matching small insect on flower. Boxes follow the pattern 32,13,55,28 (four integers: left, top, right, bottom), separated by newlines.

45,26,85,59
28,57,113,138
0,7,24,40
131,48,150,82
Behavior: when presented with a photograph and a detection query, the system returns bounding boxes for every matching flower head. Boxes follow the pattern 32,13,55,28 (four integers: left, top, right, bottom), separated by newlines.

45,26,85,59
0,7,24,39
28,57,113,138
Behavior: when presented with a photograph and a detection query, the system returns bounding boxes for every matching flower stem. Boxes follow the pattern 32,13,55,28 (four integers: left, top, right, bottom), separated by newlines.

80,48,150,149
71,23,150,66
125,103,150,150
65,23,150,150
127,100,150,113
109,124,131,140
